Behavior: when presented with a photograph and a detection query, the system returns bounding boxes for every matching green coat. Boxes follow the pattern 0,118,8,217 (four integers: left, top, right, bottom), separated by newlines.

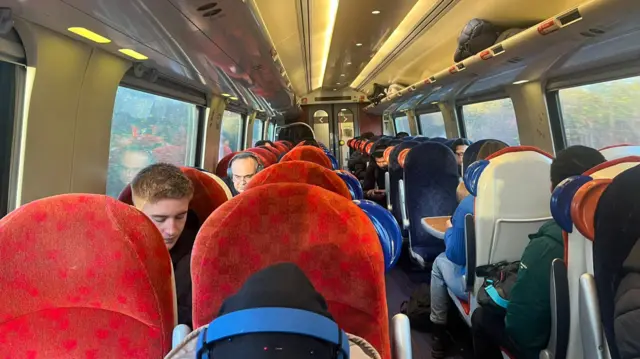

505,221,564,359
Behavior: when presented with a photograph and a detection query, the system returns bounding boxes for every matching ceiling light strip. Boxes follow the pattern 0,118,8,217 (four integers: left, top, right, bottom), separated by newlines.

297,0,313,93
316,0,339,89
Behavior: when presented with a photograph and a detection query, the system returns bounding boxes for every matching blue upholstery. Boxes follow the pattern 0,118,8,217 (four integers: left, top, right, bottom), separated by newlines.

354,199,403,271
403,142,460,264
429,137,448,143
462,139,508,173
335,171,364,200
463,159,490,196
550,175,593,233
403,136,416,141
327,153,339,169
413,137,431,143
389,141,421,235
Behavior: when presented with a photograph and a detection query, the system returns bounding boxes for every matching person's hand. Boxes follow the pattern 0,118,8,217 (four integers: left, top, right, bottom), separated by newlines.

366,189,377,197
445,219,453,229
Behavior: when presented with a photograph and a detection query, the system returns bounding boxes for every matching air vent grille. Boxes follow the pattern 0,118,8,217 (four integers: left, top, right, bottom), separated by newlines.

507,56,524,64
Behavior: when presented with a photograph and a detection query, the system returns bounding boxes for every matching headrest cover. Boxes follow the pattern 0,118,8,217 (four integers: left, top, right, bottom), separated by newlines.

398,149,411,169
485,145,553,161
335,171,364,200
463,160,490,196
246,161,351,199
280,146,333,169
571,179,612,241
550,175,593,233
327,153,339,170
216,152,240,178
383,146,395,163
354,200,403,271
365,142,374,155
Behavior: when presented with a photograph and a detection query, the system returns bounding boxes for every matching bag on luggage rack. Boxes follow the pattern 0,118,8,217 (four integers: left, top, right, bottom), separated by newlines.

476,261,520,316
400,283,432,332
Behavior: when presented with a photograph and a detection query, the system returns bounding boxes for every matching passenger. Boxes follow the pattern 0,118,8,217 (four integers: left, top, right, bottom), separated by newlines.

430,140,508,358
471,145,607,359
396,132,409,139
131,163,196,327
298,139,321,147
223,152,263,196
450,138,472,175
166,263,381,358
348,132,375,180
363,147,388,207
254,140,275,148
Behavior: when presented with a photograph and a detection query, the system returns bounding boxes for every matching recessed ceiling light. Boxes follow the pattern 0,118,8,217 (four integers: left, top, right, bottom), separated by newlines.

221,93,231,97
372,10,381,14
340,74,345,77
346,62,352,65
513,80,529,85
431,101,438,105
68,27,111,44
333,89,337,91
355,43,362,47
118,49,148,60
336,82,341,85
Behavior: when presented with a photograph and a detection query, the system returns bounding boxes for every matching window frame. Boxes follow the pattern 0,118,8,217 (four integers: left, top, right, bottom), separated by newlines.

545,90,567,153
1,62,24,216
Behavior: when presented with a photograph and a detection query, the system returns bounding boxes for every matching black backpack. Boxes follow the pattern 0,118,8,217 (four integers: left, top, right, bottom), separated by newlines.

476,261,520,316
400,283,432,332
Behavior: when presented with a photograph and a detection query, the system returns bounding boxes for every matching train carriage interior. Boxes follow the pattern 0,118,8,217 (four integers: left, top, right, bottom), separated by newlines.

1,0,640,357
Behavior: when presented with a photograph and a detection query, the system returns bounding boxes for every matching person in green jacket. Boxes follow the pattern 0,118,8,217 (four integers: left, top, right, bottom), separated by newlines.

471,145,606,359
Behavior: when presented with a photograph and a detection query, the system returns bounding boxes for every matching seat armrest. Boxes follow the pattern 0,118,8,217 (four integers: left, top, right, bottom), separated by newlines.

464,214,476,292
399,179,409,229
391,314,412,359
385,172,392,211
173,324,192,349
540,258,569,359
579,274,611,359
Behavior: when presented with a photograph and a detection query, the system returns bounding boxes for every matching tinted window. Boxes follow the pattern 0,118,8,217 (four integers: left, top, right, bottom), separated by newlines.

106,87,199,198
419,112,446,138
462,98,519,145
219,110,244,161
395,115,411,134
252,119,263,146
558,76,640,148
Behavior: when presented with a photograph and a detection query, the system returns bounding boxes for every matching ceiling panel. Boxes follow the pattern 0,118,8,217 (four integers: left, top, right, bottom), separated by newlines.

322,0,417,91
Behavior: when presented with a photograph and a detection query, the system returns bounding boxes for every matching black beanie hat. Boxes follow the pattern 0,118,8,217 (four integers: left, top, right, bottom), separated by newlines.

550,145,606,188
205,263,340,359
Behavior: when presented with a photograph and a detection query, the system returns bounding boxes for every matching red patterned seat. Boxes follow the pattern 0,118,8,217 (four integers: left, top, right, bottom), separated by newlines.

215,152,238,178
191,183,390,358
246,147,277,167
260,145,282,157
118,167,229,225
0,194,175,357
272,142,289,154
280,145,333,169
245,161,351,199
276,140,293,150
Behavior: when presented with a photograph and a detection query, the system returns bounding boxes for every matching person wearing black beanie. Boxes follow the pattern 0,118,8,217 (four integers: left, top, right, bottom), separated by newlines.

472,145,607,359
165,263,381,359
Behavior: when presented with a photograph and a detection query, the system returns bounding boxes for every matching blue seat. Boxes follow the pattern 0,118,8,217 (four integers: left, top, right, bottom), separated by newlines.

403,142,459,265
388,141,421,235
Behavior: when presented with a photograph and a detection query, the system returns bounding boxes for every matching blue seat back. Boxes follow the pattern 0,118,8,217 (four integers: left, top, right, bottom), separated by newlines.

404,142,459,264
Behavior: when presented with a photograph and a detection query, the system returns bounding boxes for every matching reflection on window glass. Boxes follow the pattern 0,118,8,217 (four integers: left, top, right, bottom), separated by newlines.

267,122,275,141
463,98,519,145
383,118,395,136
106,87,198,198
252,119,264,146
419,112,446,138
559,76,640,149
219,111,244,162
395,116,411,134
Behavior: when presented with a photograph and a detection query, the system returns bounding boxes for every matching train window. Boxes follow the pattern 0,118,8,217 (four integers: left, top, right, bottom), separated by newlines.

395,115,411,134
418,112,446,138
0,61,19,217
462,98,520,145
219,110,244,161
252,119,264,146
106,86,199,198
558,76,640,148
383,116,395,136
267,122,275,141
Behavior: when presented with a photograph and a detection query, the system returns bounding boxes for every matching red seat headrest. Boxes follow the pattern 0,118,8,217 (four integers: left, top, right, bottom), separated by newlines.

245,161,351,199
280,146,332,169
0,194,175,356
215,151,239,178
245,147,277,167
118,167,229,224
191,183,390,357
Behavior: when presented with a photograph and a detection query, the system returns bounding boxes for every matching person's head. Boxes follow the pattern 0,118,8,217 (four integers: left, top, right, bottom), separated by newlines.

476,140,508,161
372,148,388,169
229,152,263,193
361,131,375,140
131,163,194,250
119,149,152,185
255,140,274,148
396,132,409,139
550,145,606,190
298,139,320,147
451,138,472,165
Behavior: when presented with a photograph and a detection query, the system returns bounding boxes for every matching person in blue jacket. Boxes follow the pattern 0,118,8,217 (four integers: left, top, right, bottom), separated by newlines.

429,140,508,358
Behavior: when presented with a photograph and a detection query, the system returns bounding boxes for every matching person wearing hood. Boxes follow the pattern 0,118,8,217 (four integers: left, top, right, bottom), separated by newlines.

471,145,607,359
164,262,382,359
131,163,197,327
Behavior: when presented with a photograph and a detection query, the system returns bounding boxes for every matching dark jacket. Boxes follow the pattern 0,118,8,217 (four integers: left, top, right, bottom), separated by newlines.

170,212,199,328
505,220,564,359
614,246,640,359
223,176,239,197
363,162,386,192
348,152,369,181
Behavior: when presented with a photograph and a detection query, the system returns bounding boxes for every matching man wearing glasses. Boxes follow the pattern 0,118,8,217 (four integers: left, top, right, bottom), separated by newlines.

224,152,264,196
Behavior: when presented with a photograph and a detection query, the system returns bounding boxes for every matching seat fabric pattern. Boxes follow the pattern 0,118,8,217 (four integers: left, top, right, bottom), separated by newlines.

245,161,351,199
246,147,277,167
279,145,333,169
388,141,421,233
0,194,175,357
191,183,390,358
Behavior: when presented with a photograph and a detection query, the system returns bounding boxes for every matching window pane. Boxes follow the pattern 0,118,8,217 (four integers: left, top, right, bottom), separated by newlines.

463,98,519,145
252,119,263,146
419,112,446,138
219,110,244,162
267,122,275,141
559,76,640,148
395,116,410,134
383,118,395,136
106,86,199,198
